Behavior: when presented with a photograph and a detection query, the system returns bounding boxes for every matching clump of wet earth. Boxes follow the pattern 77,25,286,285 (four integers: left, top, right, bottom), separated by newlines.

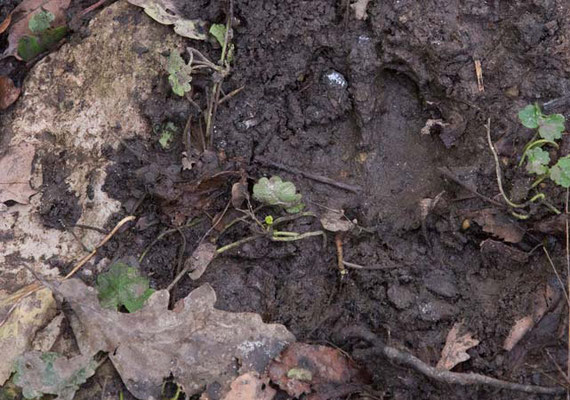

2,0,570,399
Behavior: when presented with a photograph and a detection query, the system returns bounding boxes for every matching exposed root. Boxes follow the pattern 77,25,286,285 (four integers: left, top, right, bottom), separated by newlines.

336,326,566,395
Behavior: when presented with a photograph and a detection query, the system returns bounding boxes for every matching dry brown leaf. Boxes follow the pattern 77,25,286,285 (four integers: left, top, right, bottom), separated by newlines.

503,280,554,351
468,208,524,243
221,372,276,400
268,343,368,398
320,210,354,232
4,0,71,58
0,142,37,204
436,322,479,370
231,181,248,209
187,241,217,280
0,288,57,385
54,279,295,400
0,76,21,109
0,13,11,35
126,0,207,40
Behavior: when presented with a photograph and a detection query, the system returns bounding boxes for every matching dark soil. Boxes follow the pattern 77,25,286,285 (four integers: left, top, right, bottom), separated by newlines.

3,0,570,399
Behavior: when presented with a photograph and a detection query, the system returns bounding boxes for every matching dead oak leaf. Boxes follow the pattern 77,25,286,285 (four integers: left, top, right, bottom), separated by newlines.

436,321,479,370
0,76,21,109
4,0,71,58
268,343,369,399
0,142,37,204
54,279,295,400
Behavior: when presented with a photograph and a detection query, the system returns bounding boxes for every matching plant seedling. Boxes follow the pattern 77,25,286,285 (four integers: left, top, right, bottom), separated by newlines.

518,104,568,190
96,261,154,313
216,176,324,254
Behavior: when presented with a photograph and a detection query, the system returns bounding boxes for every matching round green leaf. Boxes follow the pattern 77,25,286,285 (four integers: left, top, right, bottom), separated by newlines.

538,113,565,141
518,104,540,129
525,147,550,175
29,10,55,34
550,156,570,188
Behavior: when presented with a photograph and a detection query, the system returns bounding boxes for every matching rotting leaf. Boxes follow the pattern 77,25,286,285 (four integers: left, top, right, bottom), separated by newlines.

550,156,570,188
13,351,96,400
96,260,154,313
53,279,295,399
0,76,21,110
320,210,354,232
231,181,248,209
126,0,207,40
167,50,192,96
350,0,371,20
253,176,304,214
0,288,57,385
268,343,368,399
0,142,37,205
186,242,217,280
0,13,11,34
3,0,70,58
221,372,276,400
436,322,479,370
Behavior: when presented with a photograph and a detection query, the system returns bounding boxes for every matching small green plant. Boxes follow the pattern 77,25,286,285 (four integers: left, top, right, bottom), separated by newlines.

518,104,568,188
156,122,178,149
167,50,193,96
209,23,234,63
17,9,67,61
216,176,324,254
96,261,154,313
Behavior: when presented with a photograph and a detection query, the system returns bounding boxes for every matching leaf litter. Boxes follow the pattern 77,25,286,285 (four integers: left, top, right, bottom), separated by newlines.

51,278,295,399
437,321,480,370
0,76,21,109
0,142,37,204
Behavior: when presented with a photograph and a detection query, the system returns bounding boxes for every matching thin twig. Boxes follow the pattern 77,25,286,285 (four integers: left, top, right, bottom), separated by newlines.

218,85,244,105
338,326,565,395
543,247,570,306
438,167,505,208
566,187,570,382
255,156,362,193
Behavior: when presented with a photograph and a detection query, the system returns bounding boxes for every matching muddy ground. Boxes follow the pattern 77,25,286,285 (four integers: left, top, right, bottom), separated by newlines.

2,0,570,399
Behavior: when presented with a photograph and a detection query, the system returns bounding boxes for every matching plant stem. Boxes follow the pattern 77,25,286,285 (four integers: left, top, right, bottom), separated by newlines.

519,138,559,167
270,230,324,242
272,231,300,237
216,235,262,254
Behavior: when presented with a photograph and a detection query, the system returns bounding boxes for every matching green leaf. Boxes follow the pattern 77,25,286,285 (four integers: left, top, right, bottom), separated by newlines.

525,147,550,175
28,9,55,34
550,156,570,188
538,113,565,141
158,122,178,149
167,50,192,96
13,352,96,400
209,23,227,47
518,104,541,129
253,176,304,214
96,261,154,313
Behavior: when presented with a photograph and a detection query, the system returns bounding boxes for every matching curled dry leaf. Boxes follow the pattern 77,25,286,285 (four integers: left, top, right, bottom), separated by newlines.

0,76,21,109
320,210,354,232
53,279,295,399
221,372,276,400
0,13,11,34
3,0,70,58
268,343,368,398
0,288,57,385
436,322,479,370
187,241,217,280
231,181,248,209
466,208,524,243
0,142,37,204
126,0,207,40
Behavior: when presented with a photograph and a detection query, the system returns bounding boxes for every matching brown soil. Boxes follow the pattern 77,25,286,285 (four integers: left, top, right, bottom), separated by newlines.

3,0,570,399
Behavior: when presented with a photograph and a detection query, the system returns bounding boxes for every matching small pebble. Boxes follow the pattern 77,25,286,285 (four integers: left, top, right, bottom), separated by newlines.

322,70,348,90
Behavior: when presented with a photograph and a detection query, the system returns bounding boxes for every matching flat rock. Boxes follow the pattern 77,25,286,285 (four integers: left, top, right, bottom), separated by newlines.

387,284,415,310
424,270,458,298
